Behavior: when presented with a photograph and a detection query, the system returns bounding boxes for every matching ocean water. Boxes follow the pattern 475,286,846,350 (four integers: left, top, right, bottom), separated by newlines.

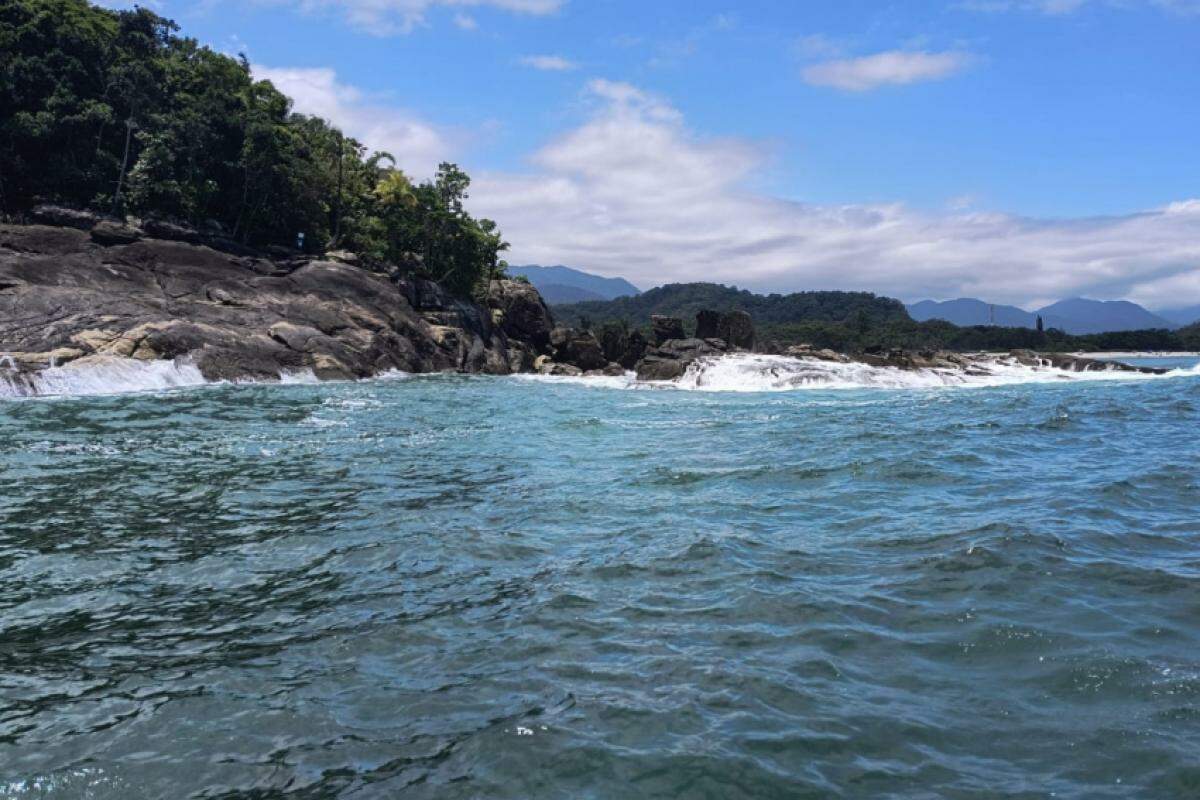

2,357,1199,799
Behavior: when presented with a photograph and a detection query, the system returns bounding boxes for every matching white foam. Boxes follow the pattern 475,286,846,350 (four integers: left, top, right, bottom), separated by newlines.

0,356,210,398
666,354,1200,392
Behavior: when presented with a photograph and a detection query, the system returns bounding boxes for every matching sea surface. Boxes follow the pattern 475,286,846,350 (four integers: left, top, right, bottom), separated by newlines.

2,356,1199,799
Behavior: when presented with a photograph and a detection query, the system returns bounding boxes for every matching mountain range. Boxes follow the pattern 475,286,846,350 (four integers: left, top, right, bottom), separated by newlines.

908,297,1178,335
508,265,641,304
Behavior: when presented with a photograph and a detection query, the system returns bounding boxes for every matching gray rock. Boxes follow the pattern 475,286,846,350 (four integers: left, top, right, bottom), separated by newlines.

30,205,99,230
90,220,142,246
550,327,607,371
0,223,550,385
142,219,201,244
651,315,686,346
488,279,555,349
721,310,755,350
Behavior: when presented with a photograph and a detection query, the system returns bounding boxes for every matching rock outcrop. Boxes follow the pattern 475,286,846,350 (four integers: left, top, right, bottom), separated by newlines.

636,338,728,381
634,309,758,381
651,315,686,346
695,309,755,350
0,223,554,387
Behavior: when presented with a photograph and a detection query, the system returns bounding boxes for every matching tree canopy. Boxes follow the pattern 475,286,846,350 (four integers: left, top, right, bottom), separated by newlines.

0,0,508,297
554,282,1200,354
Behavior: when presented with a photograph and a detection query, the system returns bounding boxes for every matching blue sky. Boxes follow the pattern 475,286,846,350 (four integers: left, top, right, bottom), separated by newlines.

102,0,1200,308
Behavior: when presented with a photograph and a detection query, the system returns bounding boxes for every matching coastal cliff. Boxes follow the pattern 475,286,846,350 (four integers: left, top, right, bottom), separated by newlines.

0,221,556,391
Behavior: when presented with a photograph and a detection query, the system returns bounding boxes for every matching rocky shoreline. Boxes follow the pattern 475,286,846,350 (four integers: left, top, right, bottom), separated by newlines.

0,216,1168,395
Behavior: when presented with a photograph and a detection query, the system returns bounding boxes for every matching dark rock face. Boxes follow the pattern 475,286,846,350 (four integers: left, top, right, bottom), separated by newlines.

549,327,607,371
620,330,648,370
651,315,686,346
693,309,755,350
0,223,550,386
722,310,755,350
487,279,554,349
694,309,722,340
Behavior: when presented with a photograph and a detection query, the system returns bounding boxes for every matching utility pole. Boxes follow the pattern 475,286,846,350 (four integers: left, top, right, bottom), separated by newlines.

332,130,344,245
111,118,136,218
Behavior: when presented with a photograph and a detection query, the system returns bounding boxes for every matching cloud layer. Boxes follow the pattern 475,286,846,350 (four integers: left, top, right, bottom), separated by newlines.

803,50,974,92
467,81,1200,309
252,65,451,177
249,67,1200,309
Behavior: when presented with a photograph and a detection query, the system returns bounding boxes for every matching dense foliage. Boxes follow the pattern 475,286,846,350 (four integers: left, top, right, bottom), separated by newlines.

557,283,1200,353
557,283,909,330
0,0,507,296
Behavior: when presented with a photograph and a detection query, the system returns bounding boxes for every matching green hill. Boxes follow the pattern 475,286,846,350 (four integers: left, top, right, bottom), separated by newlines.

553,283,908,332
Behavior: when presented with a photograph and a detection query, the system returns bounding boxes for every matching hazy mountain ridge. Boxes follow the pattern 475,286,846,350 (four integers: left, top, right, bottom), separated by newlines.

509,265,641,302
909,297,1177,335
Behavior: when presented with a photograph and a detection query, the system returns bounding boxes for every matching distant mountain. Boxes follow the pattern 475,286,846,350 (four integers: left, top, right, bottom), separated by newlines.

909,297,1176,335
534,284,609,304
907,299,1069,330
1034,298,1176,335
509,265,641,303
1158,305,1200,327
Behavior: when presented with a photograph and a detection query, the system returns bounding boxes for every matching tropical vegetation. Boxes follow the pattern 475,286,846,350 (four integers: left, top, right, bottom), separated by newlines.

555,283,1200,353
0,0,507,297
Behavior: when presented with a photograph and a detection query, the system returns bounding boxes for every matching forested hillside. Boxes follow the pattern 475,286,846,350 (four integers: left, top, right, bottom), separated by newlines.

555,283,908,329
0,0,506,296
557,283,1200,353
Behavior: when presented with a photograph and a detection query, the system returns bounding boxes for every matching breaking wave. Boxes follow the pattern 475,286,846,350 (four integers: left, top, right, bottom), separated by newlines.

0,356,209,398
0,356,322,399
5,353,1199,399
671,354,1200,392
526,354,1200,393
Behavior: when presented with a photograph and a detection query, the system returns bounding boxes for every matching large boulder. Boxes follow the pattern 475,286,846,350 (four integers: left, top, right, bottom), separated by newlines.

90,220,142,246
142,218,201,244
695,309,722,340
550,327,607,371
487,279,555,349
721,310,755,350
634,337,725,381
651,315,686,346
30,205,99,230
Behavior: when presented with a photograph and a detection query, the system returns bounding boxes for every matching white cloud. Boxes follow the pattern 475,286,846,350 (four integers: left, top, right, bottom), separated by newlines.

256,0,562,35
252,65,452,178
467,80,1200,309
452,12,478,29
518,55,578,71
803,50,974,92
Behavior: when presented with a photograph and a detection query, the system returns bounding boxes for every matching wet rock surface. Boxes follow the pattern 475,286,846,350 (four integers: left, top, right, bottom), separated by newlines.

0,223,552,384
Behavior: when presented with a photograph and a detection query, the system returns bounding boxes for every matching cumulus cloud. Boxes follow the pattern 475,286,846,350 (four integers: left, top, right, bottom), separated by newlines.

803,50,974,92
252,65,452,178
467,80,1200,309
256,0,562,34
518,55,578,71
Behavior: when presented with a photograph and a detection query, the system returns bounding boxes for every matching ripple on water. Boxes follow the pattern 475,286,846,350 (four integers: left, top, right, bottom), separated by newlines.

0,372,1198,797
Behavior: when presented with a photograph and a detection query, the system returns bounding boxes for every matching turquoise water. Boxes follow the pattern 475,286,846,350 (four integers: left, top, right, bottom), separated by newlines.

2,364,1200,798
